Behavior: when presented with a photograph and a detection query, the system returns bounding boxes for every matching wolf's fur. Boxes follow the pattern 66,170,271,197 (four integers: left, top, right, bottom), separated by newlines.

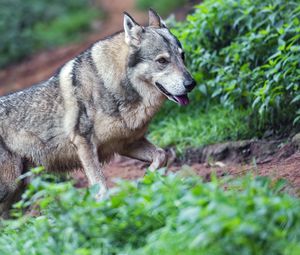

0,10,195,217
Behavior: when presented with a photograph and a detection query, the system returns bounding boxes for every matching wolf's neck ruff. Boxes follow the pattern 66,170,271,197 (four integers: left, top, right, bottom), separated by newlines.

88,32,165,128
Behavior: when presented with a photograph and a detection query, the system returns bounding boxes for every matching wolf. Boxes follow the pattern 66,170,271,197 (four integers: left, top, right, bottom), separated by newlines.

0,9,195,217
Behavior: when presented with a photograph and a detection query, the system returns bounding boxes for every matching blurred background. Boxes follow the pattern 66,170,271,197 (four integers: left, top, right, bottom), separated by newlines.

0,0,198,95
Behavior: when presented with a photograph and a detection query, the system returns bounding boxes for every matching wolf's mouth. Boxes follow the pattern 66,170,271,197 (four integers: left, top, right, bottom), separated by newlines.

155,82,189,106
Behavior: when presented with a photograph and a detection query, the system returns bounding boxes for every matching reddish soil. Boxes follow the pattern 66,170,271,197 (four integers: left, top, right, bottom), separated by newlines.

0,0,299,192
71,151,300,193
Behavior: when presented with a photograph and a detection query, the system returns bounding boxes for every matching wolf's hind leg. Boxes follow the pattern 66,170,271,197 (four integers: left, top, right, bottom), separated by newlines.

120,137,168,171
0,145,24,219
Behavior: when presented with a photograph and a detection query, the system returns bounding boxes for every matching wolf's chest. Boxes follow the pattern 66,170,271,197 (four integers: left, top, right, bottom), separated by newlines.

94,113,148,143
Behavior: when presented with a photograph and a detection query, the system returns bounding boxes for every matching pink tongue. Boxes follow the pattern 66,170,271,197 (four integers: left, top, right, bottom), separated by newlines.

174,95,189,106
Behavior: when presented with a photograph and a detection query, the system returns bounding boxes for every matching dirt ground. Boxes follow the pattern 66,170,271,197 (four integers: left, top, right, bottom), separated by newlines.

73,143,300,193
0,0,299,192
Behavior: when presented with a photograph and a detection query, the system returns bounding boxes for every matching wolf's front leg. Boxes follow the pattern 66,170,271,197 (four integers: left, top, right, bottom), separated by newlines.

121,137,168,171
73,136,107,199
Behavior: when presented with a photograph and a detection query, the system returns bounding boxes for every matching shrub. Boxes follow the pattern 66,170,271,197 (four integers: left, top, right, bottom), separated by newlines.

0,170,299,254
173,0,300,133
0,0,99,68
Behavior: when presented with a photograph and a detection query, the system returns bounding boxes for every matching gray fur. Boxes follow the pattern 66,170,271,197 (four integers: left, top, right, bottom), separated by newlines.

0,9,195,217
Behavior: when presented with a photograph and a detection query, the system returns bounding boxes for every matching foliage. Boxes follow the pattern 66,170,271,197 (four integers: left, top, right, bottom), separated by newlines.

149,104,255,153
33,10,99,49
135,0,187,16
173,0,300,133
0,0,100,68
1,170,299,254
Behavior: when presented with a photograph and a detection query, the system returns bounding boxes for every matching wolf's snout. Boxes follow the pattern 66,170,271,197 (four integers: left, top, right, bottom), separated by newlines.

184,78,196,92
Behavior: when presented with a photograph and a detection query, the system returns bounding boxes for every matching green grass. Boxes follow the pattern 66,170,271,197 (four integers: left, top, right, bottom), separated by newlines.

149,103,255,153
1,170,299,255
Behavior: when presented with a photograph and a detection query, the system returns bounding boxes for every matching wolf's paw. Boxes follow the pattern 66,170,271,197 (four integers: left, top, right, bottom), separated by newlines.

149,148,168,172
166,148,176,167
95,186,109,201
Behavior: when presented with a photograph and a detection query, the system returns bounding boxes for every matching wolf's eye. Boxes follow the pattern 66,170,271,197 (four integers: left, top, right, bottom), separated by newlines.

157,57,168,64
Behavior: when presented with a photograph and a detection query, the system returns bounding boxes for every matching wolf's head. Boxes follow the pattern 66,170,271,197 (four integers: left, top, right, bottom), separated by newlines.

124,9,196,106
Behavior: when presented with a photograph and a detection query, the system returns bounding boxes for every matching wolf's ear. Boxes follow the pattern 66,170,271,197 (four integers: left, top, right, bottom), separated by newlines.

148,8,167,28
124,12,144,47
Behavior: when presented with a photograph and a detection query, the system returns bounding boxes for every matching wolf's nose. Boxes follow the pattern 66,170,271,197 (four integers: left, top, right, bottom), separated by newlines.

184,79,196,92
